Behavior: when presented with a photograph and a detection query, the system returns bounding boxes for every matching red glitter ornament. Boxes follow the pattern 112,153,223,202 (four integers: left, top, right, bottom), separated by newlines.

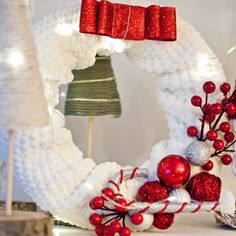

153,213,174,230
186,172,221,201
157,155,190,188
137,181,169,203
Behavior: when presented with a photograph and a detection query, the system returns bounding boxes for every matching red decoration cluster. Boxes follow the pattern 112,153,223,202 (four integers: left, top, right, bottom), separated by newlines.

80,0,176,41
157,155,190,188
187,81,236,170
153,213,175,230
137,181,169,203
186,172,221,201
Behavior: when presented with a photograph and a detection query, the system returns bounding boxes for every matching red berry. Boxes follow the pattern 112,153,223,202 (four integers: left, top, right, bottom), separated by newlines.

203,81,216,94
220,82,231,94
224,132,235,143
187,126,198,137
213,139,225,150
206,130,218,141
202,160,214,171
202,104,211,113
205,113,216,123
115,198,127,212
211,103,223,114
225,103,236,116
89,213,103,226
191,96,202,107
90,196,104,210
103,225,114,236
131,213,144,225
221,154,232,165
221,98,229,106
219,122,231,133
110,220,121,233
102,188,115,200
119,227,131,236
95,225,104,236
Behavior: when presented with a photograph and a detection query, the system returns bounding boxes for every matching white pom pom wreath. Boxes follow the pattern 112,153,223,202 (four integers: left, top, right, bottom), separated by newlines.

125,214,154,232
169,189,191,204
219,189,236,215
0,0,229,230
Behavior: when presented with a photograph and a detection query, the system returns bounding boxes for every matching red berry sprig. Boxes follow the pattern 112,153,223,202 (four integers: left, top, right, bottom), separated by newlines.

187,81,236,171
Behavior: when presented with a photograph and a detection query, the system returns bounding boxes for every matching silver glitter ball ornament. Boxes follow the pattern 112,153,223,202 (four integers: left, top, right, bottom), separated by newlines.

185,141,212,166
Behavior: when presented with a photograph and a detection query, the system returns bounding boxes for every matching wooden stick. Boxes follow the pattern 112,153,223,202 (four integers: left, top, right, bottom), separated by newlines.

87,117,94,159
6,129,14,216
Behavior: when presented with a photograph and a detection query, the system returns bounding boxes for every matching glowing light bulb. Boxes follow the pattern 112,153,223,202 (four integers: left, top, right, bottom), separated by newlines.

6,51,25,68
55,23,73,36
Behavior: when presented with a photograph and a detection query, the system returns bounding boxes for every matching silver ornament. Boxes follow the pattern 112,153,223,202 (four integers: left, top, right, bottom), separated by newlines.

185,141,211,166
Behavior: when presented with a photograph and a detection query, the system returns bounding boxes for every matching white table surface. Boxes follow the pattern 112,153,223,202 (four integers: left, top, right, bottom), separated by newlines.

53,213,235,236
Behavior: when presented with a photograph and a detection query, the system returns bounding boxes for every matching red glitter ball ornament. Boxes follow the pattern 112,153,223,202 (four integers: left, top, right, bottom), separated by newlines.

157,155,190,188
153,213,174,230
186,172,221,201
137,181,169,203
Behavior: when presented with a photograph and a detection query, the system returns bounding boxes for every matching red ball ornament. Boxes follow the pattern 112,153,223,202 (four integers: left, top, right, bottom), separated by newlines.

225,103,236,116
137,181,169,203
202,160,214,171
186,172,221,201
203,81,216,94
90,196,104,210
153,213,174,230
102,188,115,200
220,82,231,94
89,213,103,226
224,132,235,143
187,126,198,137
219,122,231,133
211,103,223,114
119,227,131,236
213,139,224,151
206,130,218,141
221,154,232,165
157,155,190,188
191,96,202,107
115,198,127,212
110,220,121,233
131,213,144,225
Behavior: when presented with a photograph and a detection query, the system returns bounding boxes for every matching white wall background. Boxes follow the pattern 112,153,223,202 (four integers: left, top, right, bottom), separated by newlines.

0,0,236,201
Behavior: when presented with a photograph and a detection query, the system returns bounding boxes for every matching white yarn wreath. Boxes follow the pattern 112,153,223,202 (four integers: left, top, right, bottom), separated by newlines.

1,0,230,229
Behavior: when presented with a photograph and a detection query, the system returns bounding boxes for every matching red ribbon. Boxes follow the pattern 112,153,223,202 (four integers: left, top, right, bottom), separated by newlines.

80,0,176,41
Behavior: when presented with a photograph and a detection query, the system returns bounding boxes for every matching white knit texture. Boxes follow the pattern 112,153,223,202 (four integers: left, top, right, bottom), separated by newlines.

0,0,230,230
0,0,48,129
